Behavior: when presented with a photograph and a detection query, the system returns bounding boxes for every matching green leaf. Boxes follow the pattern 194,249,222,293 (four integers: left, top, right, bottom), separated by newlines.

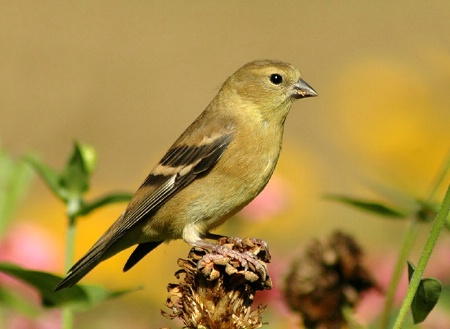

76,192,133,217
0,262,138,311
60,142,96,198
407,261,442,324
0,262,83,307
25,155,65,201
0,150,33,236
25,143,97,206
325,194,407,218
77,143,97,175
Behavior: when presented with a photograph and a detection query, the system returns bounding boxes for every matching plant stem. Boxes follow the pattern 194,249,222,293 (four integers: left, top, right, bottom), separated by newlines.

62,213,77,329
379,217,418,329
62,308,74,329
392,184,450,329
64,215,76,272
380,151,450,328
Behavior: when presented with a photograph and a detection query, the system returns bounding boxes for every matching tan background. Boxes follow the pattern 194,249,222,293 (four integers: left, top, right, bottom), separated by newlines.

1,1,450,328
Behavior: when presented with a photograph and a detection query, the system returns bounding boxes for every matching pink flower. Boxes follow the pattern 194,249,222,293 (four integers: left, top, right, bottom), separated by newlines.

0,221,62,271
0,221,63,329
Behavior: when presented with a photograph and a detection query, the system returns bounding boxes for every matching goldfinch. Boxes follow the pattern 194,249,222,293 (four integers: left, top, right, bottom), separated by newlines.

55,59,317,291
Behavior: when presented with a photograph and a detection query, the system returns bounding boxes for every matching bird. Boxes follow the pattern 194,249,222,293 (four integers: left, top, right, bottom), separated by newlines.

54,59,317,291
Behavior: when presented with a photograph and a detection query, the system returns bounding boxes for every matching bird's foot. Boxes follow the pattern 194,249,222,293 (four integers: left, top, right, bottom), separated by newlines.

191,237,270,282
217,236,271,261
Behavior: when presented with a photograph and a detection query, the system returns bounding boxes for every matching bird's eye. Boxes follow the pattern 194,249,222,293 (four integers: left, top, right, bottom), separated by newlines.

269,73,283,85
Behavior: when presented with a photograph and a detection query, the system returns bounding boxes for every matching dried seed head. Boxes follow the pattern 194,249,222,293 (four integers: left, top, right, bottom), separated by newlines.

284,231,376,329
163,237,272,329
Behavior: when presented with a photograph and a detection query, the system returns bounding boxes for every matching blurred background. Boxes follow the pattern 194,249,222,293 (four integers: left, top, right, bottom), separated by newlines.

1,1,449,328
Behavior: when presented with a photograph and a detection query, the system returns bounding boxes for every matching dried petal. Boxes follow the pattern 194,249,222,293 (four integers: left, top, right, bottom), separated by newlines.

163,237,272,328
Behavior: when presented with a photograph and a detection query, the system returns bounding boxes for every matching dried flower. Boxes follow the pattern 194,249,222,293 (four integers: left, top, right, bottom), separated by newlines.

163,237,272,329
284,231,376,329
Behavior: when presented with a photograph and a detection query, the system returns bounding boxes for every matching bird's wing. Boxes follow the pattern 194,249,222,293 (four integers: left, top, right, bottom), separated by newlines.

100,132,234,248
54,132,233,291
111,134,232,243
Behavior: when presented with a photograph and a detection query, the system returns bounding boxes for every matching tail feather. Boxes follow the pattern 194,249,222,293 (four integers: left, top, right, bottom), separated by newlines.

123,241,162,272
54,242,106,292
54,211,161,291
55,213,128,291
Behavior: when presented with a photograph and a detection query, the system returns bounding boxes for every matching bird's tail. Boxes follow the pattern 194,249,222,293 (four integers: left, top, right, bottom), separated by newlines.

54,210,163,291
54,240,108,292
54,212,132,292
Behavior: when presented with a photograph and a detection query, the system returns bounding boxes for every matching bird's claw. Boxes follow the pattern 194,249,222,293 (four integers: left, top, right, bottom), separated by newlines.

196,237,270,282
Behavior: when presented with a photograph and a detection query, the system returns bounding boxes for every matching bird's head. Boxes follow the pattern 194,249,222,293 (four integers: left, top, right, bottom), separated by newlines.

225,60,317,111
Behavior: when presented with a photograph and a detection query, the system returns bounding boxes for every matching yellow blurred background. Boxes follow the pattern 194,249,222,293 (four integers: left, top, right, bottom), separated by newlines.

1,1,449,328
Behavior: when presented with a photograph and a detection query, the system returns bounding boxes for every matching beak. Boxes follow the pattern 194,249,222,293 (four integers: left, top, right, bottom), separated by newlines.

293,79,318,99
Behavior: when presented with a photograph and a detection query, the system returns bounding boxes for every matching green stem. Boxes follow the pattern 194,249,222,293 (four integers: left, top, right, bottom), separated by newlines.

379,217,418,329
62,308,74,329
392,184,450,329
62,212,77,329
379,151,450,328
64,215,76,272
